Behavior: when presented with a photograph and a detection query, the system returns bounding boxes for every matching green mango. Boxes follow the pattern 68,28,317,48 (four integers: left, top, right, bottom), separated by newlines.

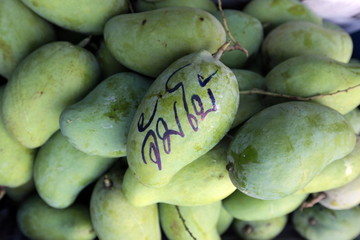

6,178,35,202
126,50,239,187
0,86,35,187
319,174,360,210
227,101,356,200
21,0,128,34
213,10,263,69
17,195,95,240
262,21,353,69
90,165,161,240
2,41,100,148
233,215,287,240
231,69,266,128
122,138,236,206
223,190,307,221
60,72,151,158
297,137,360,194
0,0,55,79
293,204,360,240
217,205,233,235
34,131,115,209
265,55,360,115
96,41,128,78
243,0,322,29
104,7,226,77
160,202,221,240
344,108,360,135
135,0,217,12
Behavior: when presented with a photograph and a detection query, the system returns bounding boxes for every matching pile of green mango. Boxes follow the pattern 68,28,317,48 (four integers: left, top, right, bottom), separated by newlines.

1,0,360,239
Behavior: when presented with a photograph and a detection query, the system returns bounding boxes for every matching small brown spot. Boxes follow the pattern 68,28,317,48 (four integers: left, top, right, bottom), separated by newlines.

199,17,204,21
142,19,147,25
308,217,317,226
39,91,44,95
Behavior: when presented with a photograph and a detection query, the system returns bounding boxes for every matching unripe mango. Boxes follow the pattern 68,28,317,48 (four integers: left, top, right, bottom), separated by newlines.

160,202,221,240
227,101,356,200
96,41,127,78
17,195,95,240
243,0,322,29
0,86,35,187
2,41,100,148
213,10,263,69
104,7,226,77
127,50,239,187
34,131,114,209
0,0,55,79
217,205,233,235
122,138,236,206
90,165,161,240
262,21,353,69
224,190,307,221
135,0,217,13
60,72,151,158
344,108,360,134
21,0,128,34
265,55,360,114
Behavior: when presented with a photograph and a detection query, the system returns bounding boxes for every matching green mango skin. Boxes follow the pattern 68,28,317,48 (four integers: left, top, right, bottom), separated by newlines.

262,21,353,69
344,108,360,135
21,0,128,34
90,166,161,240
266,55,360,115
298,137,360,194
0,0,55,79
96,41,128,78
104,7,226,77
223,190,307,221
231,69,266,128
227,101,356,200
126,50,239,187
243,0,322,29
60,72,151,158
122,138,236,206
135,0,217,13
217,205,233,235
2,41,100,149
17,195,95,240
0,86,35,187
160,202,221,240
213,10,263,69
293,205,360,240
6,178,35,202
233,215,287,240
34,131,115,209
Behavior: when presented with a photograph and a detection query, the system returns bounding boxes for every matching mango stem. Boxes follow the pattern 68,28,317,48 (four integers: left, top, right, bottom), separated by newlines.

300,192,327,210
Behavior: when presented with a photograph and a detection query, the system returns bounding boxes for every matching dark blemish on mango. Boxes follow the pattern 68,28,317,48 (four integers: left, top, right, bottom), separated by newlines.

199,17,204,21
142,19,147,26
308,217,317,226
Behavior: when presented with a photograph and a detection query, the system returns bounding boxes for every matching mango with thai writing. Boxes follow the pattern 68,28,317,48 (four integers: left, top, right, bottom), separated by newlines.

21,0,128,34
1,41,100,148
127,50,239,187
262,21,353,69
34,131,114,209
160,202,221,240
265,55,360,114
104,7,226,77
60,72,151,158
90,164,161,240
227,101,356,200
17,195,95,240
122,138,236,206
